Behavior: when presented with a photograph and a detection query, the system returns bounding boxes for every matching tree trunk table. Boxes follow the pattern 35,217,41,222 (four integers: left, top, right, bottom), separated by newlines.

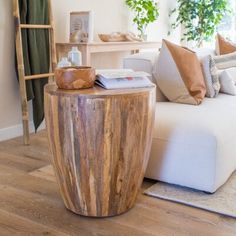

44,84,156,217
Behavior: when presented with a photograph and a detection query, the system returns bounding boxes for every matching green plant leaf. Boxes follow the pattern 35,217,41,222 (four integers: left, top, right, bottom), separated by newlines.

125,0,159,36
169,0,232,45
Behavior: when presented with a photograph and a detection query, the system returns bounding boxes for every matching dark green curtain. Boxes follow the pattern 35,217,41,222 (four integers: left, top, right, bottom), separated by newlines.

17,0,50,131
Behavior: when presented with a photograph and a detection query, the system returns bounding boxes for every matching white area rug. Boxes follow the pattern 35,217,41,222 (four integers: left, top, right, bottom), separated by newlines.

144,172,236,218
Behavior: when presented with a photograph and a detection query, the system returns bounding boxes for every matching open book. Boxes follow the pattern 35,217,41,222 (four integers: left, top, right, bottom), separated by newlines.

95,69,155,89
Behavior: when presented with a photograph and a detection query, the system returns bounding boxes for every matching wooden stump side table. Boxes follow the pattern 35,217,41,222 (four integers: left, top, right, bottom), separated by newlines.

44,84,156,217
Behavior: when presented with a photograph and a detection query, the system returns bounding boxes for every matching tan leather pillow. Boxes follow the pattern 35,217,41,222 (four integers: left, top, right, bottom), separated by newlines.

156,40,206,105
216,33,236,55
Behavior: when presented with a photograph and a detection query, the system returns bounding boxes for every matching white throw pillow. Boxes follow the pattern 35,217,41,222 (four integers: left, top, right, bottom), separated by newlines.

213,52,236,69
201,55,220,98
219,70,236,95
224,67,236,84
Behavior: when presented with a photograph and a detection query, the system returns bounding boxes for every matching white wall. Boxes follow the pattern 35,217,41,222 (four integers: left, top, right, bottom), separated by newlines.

0,1,22,131
147,0,180,43
128,0,180,43
0,0,180,141
52,0,180,68
52,0,131,69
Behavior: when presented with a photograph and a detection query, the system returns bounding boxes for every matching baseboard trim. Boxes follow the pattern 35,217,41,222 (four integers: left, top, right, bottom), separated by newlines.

0,120,45,142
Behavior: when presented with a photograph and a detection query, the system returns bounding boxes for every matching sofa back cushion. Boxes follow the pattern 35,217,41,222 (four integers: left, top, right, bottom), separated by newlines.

194,48,216,59
213,52,236,70
156,40,206,105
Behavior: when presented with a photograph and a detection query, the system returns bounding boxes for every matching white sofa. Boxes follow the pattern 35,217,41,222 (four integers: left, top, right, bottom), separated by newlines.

123,50,236,193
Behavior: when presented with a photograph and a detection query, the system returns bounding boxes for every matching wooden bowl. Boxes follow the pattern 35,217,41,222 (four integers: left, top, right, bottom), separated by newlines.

98,33,127,42
55,66,96,90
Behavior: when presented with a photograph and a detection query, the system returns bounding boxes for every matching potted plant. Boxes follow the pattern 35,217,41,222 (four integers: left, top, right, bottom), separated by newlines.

125,0,159,40
169,0,231,47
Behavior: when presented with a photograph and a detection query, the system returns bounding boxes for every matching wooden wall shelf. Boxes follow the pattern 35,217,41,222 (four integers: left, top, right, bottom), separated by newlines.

56,41,161,66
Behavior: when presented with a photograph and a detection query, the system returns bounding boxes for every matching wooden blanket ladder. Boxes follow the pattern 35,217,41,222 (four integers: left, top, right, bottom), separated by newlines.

13,0,57,145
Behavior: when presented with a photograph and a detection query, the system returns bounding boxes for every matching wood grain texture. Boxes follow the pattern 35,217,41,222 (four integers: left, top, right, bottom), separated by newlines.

55,66,96,89
44,84,156,217
13,0,30,145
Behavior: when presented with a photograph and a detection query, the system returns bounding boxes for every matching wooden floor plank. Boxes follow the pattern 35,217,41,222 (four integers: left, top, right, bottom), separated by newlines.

0,152,47,173
0,130,235,235
0,172,60,201
0,132,51,163
111,196,236,236
0,185,153,236
29,165,56,182
0,209,68,236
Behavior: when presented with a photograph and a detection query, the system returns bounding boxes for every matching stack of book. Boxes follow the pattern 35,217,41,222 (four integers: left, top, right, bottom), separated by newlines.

95,69,155,89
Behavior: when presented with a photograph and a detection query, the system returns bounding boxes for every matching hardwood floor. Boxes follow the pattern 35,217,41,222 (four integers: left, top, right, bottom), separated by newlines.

0,130,235,236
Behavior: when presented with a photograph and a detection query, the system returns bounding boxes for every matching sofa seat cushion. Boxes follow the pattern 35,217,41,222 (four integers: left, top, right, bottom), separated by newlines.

146,94,236,192
153,94,236,142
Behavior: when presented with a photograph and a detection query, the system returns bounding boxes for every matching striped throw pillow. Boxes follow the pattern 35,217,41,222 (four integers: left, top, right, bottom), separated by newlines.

201,55,220,98
213,52,236,70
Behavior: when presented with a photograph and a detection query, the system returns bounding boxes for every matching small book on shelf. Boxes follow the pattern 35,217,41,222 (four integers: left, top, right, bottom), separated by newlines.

95,69,155,89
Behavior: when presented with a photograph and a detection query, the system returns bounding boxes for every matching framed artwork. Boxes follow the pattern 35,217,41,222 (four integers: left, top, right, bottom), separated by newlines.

70,11,94,43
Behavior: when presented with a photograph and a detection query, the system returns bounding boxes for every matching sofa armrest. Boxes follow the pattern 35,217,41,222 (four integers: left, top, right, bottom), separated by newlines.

123,52,158,76
123,51,168,102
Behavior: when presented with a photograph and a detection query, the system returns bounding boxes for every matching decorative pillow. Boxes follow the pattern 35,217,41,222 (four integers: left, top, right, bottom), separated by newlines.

213,52,236,70
216,34,236,55
201,55,220,98
156,40,206,105
219,70,236,95
224,67,236,84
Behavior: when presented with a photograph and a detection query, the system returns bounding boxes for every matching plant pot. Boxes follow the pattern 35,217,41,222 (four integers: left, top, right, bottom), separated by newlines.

141,34,147,41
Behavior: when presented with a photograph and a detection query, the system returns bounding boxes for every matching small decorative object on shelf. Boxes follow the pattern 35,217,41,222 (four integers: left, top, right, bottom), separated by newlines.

55,66,96,90
98,32,143,42
70,11,94,43
57,57,72,68
125,32,143,42
68,47,82,66
99,32,127,42
70,30,87,43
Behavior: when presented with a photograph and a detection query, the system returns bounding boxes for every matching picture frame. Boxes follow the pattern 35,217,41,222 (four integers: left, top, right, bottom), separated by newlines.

70,11,94,43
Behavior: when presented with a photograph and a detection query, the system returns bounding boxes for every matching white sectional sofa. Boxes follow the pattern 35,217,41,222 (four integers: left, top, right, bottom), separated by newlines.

123,50,236,193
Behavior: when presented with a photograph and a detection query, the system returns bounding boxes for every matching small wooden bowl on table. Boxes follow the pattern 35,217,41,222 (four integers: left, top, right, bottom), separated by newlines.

55,66,96,90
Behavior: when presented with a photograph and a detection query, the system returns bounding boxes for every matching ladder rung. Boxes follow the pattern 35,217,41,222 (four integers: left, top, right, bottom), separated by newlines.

20,24,52,29
25,73,54,80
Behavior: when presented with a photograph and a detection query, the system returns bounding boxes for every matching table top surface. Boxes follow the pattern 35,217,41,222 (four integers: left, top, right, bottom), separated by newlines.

45,83,155,98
